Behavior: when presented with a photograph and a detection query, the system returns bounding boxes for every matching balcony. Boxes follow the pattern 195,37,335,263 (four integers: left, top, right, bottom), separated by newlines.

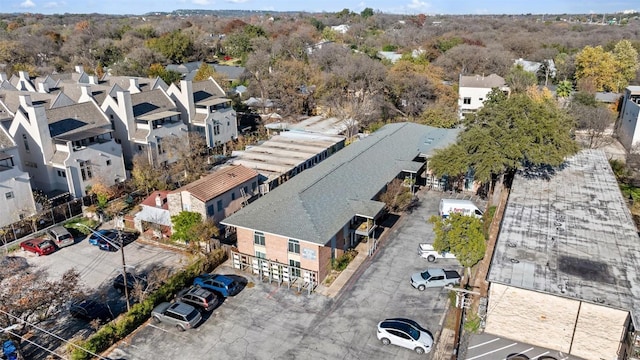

354,219,376,236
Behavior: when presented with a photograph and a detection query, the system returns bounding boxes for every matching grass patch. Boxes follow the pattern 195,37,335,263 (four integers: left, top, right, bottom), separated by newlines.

64,217,99,235
463,312,482,333
331,250,357,271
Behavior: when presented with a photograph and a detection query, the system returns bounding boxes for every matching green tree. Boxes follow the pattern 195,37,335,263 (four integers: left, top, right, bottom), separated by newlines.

556,80,573,98
429,213,486,269
506,64,537,93
429,92,578,195
223,24,266,60
612,39,639,91
130,154,167,195
171,211,202,243
147,63,181,84
360,7,374,18
417,105,459,128
574,45,617,91
146,30,194,63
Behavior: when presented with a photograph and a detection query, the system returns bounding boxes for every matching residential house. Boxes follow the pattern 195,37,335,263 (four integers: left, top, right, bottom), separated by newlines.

265,116,356,137
101,88,187,168
616,86,640,152
458,73,509,119
167,164,259,225
8,95,125,198
485,149,639,360
513,58,556,84
222,123,460,287
0,125,36,226
167,79,238,148
133,190,171,238
229,130,345,192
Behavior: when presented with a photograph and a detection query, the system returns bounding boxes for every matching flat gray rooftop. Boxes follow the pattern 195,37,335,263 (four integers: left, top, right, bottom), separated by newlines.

488,149,640,325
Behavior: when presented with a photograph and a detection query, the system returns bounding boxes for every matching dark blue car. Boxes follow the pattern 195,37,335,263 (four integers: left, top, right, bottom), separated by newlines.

87,229,117,246
193,274,240,297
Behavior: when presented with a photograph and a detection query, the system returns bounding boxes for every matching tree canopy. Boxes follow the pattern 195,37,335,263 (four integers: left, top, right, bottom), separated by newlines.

429,90,579,185
429,213,486,269
171,211,203,243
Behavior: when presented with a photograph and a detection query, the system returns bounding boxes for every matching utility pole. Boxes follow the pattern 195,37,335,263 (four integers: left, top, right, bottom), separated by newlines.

118,215,130,312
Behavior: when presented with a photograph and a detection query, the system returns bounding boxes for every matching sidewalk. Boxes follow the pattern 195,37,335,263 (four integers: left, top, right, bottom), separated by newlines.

315,240,370,298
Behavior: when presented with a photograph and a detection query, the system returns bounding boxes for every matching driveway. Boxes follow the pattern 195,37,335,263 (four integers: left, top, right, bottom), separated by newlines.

108,190,461,360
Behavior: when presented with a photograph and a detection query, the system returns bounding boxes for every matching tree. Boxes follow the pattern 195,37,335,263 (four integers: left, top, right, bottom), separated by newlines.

165,132,209,185
146,30,194,63
429,91,579,197
556,80,573,98
379,179,414,212
506,64,537,94
429,213,486,270
130,154,167,195
574,45,617,92
416,105,459,128
193,62,216,82
360,8,374,18
612,39,640,91
571,98,616,148
147,63,181,84
171,211,202,243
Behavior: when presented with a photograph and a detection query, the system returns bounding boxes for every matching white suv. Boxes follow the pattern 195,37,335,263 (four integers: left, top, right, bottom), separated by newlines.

376,318,433,355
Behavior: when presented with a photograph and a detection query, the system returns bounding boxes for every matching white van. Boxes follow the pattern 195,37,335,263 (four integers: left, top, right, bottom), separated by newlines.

439,199,483,219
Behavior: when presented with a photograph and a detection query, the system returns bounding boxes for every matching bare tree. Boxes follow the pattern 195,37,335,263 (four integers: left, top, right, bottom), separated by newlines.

572,104,615,148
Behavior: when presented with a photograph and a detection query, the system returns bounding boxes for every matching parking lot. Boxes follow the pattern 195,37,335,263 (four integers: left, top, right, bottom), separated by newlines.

108,190,461,360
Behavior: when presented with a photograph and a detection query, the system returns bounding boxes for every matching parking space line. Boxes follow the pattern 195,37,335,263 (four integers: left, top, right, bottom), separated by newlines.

467,337,500,349
530,351,550,359
147,323,190,339
466,342,517,360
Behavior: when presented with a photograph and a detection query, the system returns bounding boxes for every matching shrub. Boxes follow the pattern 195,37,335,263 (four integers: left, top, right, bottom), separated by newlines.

331,250,357,271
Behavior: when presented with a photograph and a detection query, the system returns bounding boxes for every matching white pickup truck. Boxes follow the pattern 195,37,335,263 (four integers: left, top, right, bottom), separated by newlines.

418,243,457,262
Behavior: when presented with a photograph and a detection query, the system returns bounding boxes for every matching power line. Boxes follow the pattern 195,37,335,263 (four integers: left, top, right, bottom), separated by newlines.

4,328,69,360
0,309,110,360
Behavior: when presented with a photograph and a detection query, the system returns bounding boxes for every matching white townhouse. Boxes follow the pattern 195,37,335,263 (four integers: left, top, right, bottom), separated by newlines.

167,79,238,148
0,125,36,226
8,95,125,198
458,73,509,119
101,88,187,168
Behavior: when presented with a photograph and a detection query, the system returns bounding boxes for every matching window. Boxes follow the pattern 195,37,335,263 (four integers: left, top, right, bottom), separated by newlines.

207,204,214,217
463,97,471,105
288,239,300,254
254,231,265,246
214,125,220,136
289,260,301,277
217,199,223,211
79,160,92,181
157,138,165,154
22,134,29,153
5,192,13,199
106,160,111,166
231,192,236,200
255,251,266,259
57,170,66,178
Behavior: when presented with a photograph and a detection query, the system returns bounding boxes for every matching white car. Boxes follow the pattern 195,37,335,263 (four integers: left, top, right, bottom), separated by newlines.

376,318,433,355
418,243,457,262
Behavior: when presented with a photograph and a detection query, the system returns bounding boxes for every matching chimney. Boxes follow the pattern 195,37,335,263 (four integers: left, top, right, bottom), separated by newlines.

74,65,84,73
79,84,91,101
155,193,163,207
89,75,98,85
129,78,139,92
0,73,6,82
18,71,29,81
37,82,49,93
19,94,32,108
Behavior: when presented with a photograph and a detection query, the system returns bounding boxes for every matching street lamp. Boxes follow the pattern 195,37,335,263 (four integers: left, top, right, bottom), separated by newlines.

77,223,131,312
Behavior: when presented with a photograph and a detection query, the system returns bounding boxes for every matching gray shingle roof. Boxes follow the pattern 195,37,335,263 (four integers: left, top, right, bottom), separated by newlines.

192,79,226,102
459,73,506,88
222,123,460,245
46,101,111,139
131,89,175,117
487,149,640,326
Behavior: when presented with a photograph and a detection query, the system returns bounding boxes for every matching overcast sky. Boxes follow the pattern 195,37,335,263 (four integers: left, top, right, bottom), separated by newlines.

4,0,637,15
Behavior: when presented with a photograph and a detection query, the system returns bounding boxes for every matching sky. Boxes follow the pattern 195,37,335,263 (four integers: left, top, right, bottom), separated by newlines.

3,0,638,15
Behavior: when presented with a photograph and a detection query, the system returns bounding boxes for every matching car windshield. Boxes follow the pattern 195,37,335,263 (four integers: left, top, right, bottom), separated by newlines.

407,326,419,340
420,270,431,280
40,241,54,248
59,234,72,240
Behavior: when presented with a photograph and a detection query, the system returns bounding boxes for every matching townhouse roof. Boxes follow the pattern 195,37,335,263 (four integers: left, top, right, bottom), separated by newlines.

192,79,226,102
459,73,506,88
0,126,15,149
172,165,259,203
222,123,460,245
131,89,175,118
197,98,230,107
137,110,181,122
487,149,640,327
46,101,111,139
0,90,59,112
55,127,111,142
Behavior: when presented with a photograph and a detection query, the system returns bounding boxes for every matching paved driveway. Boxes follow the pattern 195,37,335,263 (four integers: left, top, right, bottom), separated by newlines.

108,190,461,360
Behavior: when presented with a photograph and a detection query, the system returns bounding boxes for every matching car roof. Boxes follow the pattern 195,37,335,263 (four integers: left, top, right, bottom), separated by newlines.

385,318,429,333
187,286,214,297
170,302,196,315
208,274,234,285
153,302,172,313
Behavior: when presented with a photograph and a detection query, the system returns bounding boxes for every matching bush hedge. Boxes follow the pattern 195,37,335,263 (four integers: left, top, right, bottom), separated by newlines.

70,249,227,360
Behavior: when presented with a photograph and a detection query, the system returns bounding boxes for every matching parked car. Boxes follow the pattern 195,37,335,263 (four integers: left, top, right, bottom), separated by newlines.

410,268,461,291
113,273,148,295
88,229,117,246
418,243,457,262
176,286,219,312
376,318,433,355
47,226,74,248
151,301,202,331
193,274,240,297
20,238,56,256
68,299,112,322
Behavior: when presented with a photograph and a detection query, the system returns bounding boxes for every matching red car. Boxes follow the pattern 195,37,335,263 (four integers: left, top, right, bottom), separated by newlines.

20,238,56,256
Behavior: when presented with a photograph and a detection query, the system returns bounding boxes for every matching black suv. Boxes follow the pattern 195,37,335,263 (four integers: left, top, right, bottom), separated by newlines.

176,286,219,312
69,299,112,322
113,273,148,295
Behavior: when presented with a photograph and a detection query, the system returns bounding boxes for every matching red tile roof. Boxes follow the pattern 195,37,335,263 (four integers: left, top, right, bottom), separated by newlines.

141,190,170,210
